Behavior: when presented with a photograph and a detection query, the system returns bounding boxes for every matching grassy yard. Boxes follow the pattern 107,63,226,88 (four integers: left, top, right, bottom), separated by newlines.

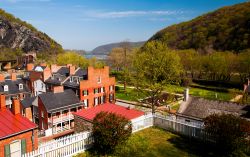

75,127,217,157
115,84,241,102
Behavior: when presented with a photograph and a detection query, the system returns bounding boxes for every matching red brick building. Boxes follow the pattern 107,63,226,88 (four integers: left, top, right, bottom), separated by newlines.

79,66,115,108
0,95,38,157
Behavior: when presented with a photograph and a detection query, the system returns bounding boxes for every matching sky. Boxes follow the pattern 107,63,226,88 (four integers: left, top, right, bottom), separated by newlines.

0,0,246,51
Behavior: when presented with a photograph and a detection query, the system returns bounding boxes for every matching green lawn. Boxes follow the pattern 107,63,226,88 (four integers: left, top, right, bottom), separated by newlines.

115,83,240,102
75,127,217,157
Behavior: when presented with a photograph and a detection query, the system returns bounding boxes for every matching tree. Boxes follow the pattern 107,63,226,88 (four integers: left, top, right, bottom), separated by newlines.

204,114,250,156
88,57,106,68
108,47,124,71
132,41,183,113
120,41,132,92
57,51,89,68
92,111,132,155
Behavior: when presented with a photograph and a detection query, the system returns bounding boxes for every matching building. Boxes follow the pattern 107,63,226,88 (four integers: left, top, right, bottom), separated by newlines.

73,103,145,132
38,87,84,136
25,64,116,108
45,65,115,107
20,96,38,123
177,89,250,126
23,64,50,96
0,73,31,109
0,95,38,157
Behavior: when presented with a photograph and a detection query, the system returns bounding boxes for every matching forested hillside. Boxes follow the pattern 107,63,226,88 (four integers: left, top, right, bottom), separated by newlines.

149,2,250,53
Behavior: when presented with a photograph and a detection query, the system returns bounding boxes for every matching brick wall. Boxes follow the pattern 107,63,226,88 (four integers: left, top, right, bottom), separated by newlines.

79,66,115,108
38,97,49,130
0,129,38,157
74,115,93,133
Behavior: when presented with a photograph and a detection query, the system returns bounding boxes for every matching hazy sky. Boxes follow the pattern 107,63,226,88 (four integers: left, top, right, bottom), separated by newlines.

0,0,246,50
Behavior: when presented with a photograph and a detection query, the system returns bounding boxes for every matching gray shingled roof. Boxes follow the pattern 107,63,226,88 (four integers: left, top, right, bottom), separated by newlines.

38,89,82,113
74,69,87,77
178,96,249,119
21,97,36,108
57,67,69,76
0,79,30,95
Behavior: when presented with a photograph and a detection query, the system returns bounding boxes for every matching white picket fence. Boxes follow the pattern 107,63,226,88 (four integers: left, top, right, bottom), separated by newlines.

22,132,93,157
23,113,204,157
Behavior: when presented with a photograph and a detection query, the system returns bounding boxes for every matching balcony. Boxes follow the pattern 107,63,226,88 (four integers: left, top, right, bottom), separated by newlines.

48,114,74,124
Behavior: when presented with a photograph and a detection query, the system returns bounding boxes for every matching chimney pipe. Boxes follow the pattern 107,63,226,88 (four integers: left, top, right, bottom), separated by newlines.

11,73,17,81
0,74,5,82
184,88,189,102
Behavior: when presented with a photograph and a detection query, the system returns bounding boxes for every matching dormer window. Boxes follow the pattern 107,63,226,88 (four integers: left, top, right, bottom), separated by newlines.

19,84,23,90
4,85,8,92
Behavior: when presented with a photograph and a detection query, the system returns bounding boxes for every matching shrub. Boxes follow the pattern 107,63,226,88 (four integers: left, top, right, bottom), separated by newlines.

204,114,250,156
92,111,132,155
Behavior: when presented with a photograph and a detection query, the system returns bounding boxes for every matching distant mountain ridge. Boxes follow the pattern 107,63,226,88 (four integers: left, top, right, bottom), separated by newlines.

91,41,145,55
0,9,62,54
149,2,250,53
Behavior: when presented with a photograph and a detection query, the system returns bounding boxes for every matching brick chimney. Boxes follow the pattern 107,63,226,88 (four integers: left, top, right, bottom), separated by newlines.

40,63,47,66
27,63,34,71
12,97,21,115
43,67,51,81
53,86,64,93
11,73,17,81
0,74,5,82
184,88,189,102
0,95,6,110
69,66,75,75
66,64,72,67
51,64,60,73
87,66,94,80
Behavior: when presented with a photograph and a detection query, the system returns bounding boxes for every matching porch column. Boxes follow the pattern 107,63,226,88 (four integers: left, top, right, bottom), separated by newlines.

68,108,71,130
60,110,63,132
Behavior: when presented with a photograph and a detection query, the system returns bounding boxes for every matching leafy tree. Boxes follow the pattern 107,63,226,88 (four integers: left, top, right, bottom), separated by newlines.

88,57,106,68
57,51,89,68
108,47,124,71
92,111,132,155
204,114,250,156
132,41,182,113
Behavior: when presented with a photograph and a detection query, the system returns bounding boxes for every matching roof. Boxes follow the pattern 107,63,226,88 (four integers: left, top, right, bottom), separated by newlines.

0,79,30,95
178,96,249,119
21,97,36,108
0,109,37,139
74,103,145,121
74,68,87,77
57,67,69,76
38,89,82,112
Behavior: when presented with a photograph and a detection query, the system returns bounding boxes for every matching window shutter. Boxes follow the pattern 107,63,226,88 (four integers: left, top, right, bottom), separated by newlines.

4,144,10,157
21,139,26,155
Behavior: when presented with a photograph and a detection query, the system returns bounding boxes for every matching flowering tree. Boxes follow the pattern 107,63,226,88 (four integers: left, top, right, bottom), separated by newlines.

92,111,132,155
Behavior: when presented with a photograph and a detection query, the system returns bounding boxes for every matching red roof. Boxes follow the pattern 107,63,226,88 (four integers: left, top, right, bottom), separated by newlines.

0,109,37,139
74,103,144,121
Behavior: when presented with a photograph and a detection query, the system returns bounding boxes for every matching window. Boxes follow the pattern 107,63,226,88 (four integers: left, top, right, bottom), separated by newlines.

94,88,99,94
109,94,113,102
41,111,44,118
6,139,26,157
94,97,98,106
100,87,104,93
101,96,104,104
41,83,44,89
82,90,88,96
109,85,113,91
4,85,8,92
97,76,101,83
19,84,23,90
69,77,73,82
84,99,88,108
